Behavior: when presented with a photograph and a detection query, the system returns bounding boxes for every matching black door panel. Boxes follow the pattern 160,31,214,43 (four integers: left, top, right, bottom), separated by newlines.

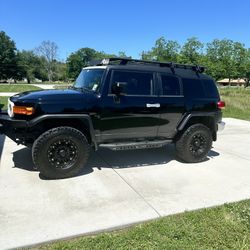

156,73,185,138
99,69,160,142
100,95,161,141
157,97,185,138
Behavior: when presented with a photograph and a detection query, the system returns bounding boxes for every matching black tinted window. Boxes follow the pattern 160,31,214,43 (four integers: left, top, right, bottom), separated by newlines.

161,75,180,95
202,79,219,98
111,71,153,95
182,78,205,98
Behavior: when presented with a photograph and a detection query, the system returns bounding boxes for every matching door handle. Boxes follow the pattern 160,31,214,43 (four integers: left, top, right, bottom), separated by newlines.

146,103,160,108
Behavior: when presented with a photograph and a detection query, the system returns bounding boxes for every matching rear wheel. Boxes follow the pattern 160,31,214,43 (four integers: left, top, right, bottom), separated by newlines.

175,124,212,163
32,126,90,179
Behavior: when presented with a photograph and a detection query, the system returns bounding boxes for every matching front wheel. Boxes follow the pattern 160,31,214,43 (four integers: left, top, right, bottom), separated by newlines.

32,127,90,179
175,124,212,163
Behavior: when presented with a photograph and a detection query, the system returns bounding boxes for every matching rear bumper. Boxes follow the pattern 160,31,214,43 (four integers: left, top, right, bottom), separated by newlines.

217,121,225,132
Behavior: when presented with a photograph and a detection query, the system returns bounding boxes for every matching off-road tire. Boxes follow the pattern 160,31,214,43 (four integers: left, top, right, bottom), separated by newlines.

32,126,90,179
175,124,212,163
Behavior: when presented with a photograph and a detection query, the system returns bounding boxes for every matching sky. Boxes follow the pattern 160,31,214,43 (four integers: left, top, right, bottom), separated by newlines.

1,0,250,61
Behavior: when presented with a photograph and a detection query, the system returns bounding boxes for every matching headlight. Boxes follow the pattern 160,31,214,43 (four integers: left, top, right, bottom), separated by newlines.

7,98,14,117
7,99,35,116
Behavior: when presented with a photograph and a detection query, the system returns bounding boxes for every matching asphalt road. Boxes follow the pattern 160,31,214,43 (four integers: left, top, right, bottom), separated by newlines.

0,118,250,249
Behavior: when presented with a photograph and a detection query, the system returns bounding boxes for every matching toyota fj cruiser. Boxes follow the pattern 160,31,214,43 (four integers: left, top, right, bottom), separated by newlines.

0,58,225,179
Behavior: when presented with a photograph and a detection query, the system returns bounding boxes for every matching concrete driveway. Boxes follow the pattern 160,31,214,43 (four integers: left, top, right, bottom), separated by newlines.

0,118,250,249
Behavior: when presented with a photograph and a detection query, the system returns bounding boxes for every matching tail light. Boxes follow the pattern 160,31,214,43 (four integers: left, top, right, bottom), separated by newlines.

217,101,225,109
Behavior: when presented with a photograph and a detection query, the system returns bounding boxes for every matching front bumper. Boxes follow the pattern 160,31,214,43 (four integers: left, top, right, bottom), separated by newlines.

0,113,27,134
217,121,225,132
0,112,30,145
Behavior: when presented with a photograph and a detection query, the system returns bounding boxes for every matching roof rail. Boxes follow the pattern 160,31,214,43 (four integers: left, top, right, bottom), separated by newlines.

92,57,205,73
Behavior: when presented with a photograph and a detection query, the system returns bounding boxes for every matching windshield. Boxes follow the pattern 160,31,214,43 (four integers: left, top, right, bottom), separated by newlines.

74,69,105,92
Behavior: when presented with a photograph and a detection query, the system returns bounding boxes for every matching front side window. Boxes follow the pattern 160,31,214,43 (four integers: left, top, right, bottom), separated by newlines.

74,69,104,92
160,75,181,96
111,70,153,95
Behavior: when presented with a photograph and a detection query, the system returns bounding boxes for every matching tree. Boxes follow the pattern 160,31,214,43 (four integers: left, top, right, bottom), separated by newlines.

141,37,180,62
36,40,58,82
232,42,248,80
66,48,117,79
66,48,97,79
94,50,116,60
243,49,250,87
117,51,131,58
179,37,203,64
141,51,153,61
54,62,67,82
206,39,235,82
0,31,18,80
17,50,47,83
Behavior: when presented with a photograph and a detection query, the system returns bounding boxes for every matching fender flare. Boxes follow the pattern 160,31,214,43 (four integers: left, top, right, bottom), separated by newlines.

177,112,219,131
27,114,97,150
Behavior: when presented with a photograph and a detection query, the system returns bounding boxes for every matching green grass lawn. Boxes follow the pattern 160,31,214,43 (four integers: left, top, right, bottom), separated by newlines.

0,84,41,93
36,200,250,250
0,96,10,110
219,87,250,121
0,85,42,110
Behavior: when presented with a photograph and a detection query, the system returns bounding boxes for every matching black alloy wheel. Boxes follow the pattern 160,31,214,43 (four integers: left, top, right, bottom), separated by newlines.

175,123,212,163
189,133,207,157
32,127,90,179
47,138,79,170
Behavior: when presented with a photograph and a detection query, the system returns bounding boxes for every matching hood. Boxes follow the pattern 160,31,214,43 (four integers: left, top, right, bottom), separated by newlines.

10,89,94,104
9,89,99,115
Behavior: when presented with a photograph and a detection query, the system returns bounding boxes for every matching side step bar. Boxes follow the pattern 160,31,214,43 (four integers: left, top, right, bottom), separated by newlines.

99,140,172,151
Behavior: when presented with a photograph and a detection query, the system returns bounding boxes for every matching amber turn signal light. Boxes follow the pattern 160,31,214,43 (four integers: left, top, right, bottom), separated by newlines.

13,106,35,115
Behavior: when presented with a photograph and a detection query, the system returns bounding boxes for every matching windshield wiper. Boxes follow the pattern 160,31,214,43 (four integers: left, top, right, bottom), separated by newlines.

70,86,92,92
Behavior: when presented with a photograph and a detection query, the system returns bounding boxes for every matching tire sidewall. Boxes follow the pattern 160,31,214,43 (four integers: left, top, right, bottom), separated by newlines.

176,124,212,163
33,127,89,179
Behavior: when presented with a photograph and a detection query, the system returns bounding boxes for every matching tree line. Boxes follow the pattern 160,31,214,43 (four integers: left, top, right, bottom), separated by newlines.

142,37,250,86
0,31,250,86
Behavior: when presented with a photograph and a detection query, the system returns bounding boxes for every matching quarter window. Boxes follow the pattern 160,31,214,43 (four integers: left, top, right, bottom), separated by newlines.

160,75,181,96
111,70,153,95
182,78,206,98
202,79,219,98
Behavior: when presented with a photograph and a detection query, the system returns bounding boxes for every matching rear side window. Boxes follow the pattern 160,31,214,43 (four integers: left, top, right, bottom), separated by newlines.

111,70,153,95
202,79,219,98
160,75,181,96
182,78,205,98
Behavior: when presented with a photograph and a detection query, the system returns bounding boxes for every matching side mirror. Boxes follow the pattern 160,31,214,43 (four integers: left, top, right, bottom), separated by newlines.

111,82,127,95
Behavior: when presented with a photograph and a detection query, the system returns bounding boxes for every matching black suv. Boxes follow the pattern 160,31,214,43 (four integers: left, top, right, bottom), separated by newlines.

0,58,225,179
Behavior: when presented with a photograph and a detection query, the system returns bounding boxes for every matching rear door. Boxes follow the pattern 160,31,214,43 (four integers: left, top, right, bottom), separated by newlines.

156,73,185,138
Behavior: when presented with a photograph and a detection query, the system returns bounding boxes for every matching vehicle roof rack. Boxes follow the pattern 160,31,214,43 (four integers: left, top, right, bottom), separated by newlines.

92,57,205,73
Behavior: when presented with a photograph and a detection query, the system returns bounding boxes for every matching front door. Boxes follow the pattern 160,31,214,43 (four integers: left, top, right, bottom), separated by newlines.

99,69,162,142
